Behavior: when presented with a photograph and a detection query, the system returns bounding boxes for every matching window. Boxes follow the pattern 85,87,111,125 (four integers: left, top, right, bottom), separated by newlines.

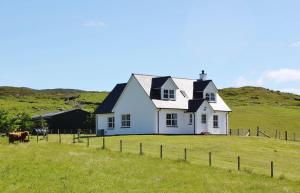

163,90,169,99
201,114,207,124
121,114,131,128
162,89,175,100
189,114,193,125
210,93,216,102
213,115,218,128
107,117,115,129
205,93,210,100
166,113,177,127
169,90,175,99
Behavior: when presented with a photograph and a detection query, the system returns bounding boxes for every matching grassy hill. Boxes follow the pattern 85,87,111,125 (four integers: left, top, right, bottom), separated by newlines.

1,135,300,193
0,86,299,133
0,86,108,115
219,87,300,134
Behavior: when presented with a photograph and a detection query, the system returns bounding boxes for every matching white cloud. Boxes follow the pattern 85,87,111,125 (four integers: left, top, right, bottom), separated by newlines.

234,68,300,95
280,88,300,95
289,41,300,47
82,21,105,28
259,69,300,83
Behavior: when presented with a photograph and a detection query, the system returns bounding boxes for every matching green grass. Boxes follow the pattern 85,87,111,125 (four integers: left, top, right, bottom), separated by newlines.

1,135,300,193
0,86,108,115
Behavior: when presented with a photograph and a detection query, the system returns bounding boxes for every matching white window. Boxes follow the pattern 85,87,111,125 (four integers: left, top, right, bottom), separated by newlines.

210,93,216,102
107,117,115,129
201,114,206,124
169,90,175,99
213,115,218,128
121,114,131,128
166,113,177,127
205,93,210,100
162,89,175,100
163,90,169,99
189,114,193,125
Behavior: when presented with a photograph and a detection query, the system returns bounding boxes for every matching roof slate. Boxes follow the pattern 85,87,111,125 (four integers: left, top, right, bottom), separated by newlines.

95,83,127,114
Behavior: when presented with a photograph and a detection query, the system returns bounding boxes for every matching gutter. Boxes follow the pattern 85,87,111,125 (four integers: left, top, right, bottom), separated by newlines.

157,109,161,134
193,112,196,134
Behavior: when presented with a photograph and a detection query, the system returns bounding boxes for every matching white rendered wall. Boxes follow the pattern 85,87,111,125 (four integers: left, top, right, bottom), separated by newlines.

158,109,194,134
104,76,157,135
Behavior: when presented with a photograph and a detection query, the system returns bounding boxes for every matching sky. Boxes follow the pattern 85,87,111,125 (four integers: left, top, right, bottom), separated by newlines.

0,0,300,94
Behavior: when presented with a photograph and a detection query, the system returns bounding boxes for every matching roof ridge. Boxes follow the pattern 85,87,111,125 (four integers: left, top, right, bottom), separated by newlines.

133,73,198,81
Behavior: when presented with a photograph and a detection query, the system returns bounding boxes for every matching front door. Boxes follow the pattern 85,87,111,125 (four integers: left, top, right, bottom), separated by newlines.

200,114,208,133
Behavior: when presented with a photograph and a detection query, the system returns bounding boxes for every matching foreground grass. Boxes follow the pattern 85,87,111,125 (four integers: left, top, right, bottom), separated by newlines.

13,134,300,182
0,140,300,193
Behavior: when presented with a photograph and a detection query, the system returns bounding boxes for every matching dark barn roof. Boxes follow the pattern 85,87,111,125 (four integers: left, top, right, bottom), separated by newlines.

32,109,91,131
95,83,127,114
187,99,205,112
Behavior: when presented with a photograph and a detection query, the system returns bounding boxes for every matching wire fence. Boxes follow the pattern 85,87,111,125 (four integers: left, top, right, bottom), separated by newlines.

3,132,297,181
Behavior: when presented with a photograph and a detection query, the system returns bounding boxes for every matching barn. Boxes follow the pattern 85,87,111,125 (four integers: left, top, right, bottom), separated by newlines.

32,109,93,134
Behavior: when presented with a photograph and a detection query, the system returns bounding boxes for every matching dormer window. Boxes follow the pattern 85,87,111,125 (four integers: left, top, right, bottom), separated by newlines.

205,93,210,100
162,89,176,100
210,93,216,102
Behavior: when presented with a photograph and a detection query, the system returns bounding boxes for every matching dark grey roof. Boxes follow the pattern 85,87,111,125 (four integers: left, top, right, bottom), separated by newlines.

193,80,212,99
187,99,205,112
151,76,171,89
32,109,89,119
95,83,127,114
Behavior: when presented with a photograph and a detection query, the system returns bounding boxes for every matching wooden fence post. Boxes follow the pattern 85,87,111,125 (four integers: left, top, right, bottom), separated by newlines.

275,130,278,139
59,133,61,143
237,156,240,171
237,129,240,136
209,152,212,166
160,145,163,159
102,137,105,149
46,133,48,142
120,140,123,152
140,143,143,155
36,134,38,143
256,126,259,136
73,134,75,143
184,148,187,161
87,137,90,147
271,161,274,178
229,129,232,136
248,129,251,136
285,131,288,141
77,132,80,143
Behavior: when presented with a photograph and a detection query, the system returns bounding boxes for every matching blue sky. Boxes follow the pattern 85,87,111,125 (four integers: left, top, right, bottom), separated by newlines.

0,0,300,94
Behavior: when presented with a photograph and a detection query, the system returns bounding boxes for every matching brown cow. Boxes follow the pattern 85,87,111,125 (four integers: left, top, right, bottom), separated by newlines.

8,131,29,144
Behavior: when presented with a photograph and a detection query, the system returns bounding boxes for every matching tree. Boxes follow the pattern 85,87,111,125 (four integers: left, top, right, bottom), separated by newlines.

13,112,33,131
0,109,10,133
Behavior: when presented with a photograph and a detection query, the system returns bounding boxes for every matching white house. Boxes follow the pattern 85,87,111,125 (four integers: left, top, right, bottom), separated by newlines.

95,71,231,135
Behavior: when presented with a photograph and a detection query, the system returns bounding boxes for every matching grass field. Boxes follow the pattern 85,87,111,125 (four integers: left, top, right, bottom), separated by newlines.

1,135,300,193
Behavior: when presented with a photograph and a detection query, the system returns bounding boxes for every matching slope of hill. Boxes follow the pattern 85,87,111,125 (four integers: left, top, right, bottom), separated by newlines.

219,87,300,133
0,86,108,115
0,86,299,133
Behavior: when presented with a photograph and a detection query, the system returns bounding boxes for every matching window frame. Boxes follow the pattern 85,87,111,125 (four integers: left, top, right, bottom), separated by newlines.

213,115,219,128
166,113,178,127
205,93,210,100
201,114,207,124
188,113,193,125
121,114,131,128
107,117,115,129
210,93,216,102
162,89,176,100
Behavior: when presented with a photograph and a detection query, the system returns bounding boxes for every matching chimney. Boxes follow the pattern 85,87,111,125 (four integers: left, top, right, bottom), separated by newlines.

199,70,207,81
